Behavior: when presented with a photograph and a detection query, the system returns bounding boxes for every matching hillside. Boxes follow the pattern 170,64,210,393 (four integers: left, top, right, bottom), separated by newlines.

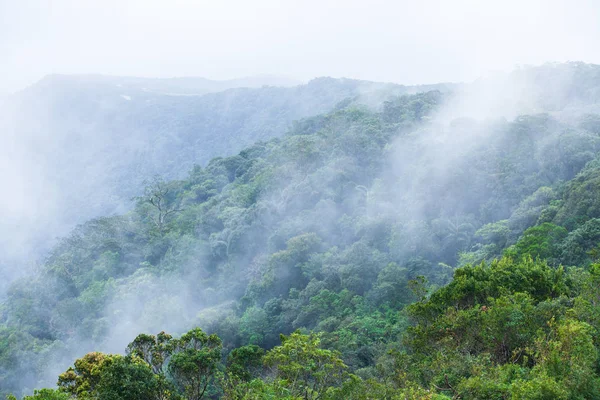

0,75,451,294
3,62,600,398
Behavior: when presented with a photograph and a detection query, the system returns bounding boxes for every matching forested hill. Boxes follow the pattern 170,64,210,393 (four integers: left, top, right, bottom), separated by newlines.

0,74,451,293
3,62,600,398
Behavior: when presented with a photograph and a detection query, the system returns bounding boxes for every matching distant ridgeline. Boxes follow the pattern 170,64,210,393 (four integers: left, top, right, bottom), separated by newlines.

0,73,453,293
6,73,451,227
2,62,600,398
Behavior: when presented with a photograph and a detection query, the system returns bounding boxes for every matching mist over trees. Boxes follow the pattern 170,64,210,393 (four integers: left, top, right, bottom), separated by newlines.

3,62,600,398
0,74,453,295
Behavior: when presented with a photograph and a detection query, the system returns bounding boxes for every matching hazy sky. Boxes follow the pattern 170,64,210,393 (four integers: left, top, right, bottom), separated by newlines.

1,0,600,93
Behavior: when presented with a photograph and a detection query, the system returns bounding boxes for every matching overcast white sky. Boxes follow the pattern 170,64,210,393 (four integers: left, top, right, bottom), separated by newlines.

1,0,600,93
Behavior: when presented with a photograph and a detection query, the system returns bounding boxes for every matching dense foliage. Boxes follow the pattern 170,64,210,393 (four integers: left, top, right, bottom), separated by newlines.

2,75,438,259
8,257,600,399
3,62,600,398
